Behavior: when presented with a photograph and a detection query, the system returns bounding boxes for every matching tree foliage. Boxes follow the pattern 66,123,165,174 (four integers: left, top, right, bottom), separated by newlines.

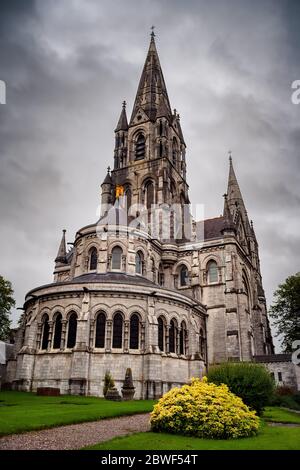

103,371,115,397
207,362,274,415
0,275,15,341
269,272,300,352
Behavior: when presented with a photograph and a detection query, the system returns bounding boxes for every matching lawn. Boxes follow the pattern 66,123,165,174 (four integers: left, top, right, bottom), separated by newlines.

85,424,300,450
263,406,300,424
0,391,155,436
85,407,300,450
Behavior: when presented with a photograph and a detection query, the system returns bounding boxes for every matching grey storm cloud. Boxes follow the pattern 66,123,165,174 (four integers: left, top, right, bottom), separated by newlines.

0,0,299,352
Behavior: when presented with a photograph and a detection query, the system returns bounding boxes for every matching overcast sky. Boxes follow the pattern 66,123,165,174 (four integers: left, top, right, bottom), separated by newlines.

0,0,299,351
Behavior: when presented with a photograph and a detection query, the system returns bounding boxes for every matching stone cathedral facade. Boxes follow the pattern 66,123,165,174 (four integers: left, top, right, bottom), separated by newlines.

5,34,277,398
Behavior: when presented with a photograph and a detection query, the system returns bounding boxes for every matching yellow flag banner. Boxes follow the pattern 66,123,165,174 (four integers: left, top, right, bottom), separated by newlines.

115,185,124,198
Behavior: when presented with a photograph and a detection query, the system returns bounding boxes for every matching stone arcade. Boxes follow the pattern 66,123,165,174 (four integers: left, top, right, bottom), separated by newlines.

5,34,277,398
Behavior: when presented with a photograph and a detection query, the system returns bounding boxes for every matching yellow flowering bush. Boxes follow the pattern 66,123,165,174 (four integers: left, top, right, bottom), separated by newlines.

150,377,259,439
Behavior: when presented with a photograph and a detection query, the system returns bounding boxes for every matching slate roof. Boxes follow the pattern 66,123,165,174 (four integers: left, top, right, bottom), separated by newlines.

72,272,157,287
196,216,225,241
254,354,292,363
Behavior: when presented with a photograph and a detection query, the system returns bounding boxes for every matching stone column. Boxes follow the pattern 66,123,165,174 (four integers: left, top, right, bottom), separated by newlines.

47,321,53,350
124,320,129,352
106,320,112,352
165,324,169,353
176,327,180,355
141,322,146,352
89,319,95,349
185,330,189,357
122,255,127,272
61,320,67,350
36,322,42,350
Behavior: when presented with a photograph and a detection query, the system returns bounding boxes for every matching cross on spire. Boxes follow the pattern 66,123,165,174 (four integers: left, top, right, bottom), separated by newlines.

122,100,126,109
150,25,155,38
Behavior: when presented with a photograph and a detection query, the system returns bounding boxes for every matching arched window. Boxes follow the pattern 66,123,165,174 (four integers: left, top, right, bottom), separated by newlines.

151,258,156,282
158,264,164,286
125,187,132,215
169,319,176,353
135,251,144,275
172,137,178,165
144,180,154,210
199,327,205,359
67,312,77,348
159,141,163,158
243,276,250,312
112,312,123,348
180,321,187,355
207,260,218,284
53,313,62,349
41,314,49,350
111,246,122,270
95,312,106,348
179,265,189,287
89,247,97,271
159,120,163,136
135,133,145,160
130,314,139,349
158,316,165,351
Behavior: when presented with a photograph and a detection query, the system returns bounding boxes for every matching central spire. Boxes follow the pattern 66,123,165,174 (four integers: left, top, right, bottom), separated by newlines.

129,32,172,124
227,155,247,215
226,154,251,234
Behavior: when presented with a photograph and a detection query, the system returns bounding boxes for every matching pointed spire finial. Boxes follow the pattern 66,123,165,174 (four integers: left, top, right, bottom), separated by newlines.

130,27,172,124
115,101,128,132
55,229,67,265
226,152,252,235
150,25,155,39
107,166,111,174
222,193,236,234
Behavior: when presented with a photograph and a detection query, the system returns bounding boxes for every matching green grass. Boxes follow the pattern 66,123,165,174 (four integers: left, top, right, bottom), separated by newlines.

0,391,155,436
85,424,300,450
84,407,300,451
263,406,300,424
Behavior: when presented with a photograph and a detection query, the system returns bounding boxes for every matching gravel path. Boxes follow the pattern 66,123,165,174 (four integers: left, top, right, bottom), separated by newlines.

0,413,150,450
268,422,300,427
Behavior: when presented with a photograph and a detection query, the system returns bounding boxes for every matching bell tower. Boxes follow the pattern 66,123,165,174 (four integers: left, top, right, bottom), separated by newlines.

101,31,189,224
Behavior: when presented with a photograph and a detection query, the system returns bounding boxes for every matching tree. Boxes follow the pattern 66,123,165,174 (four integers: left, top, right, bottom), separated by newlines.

207,362,274,415
269,272,300,352
0,275,15,341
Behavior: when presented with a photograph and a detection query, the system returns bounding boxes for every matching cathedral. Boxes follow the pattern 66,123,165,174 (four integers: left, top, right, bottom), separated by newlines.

5,33,279,399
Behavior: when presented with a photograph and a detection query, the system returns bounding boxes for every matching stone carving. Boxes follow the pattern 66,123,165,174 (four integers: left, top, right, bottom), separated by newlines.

121,368,135,401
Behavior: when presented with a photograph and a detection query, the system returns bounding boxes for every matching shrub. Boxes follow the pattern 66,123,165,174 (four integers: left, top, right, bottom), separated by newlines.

150,377,259,439
275,385,294,396
294,393,300,406
103,371,115,397
207,362,275,415
269,388,300,411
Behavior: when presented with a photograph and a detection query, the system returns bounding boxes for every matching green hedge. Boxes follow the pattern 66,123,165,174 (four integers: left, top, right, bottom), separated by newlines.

207,362,275,415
